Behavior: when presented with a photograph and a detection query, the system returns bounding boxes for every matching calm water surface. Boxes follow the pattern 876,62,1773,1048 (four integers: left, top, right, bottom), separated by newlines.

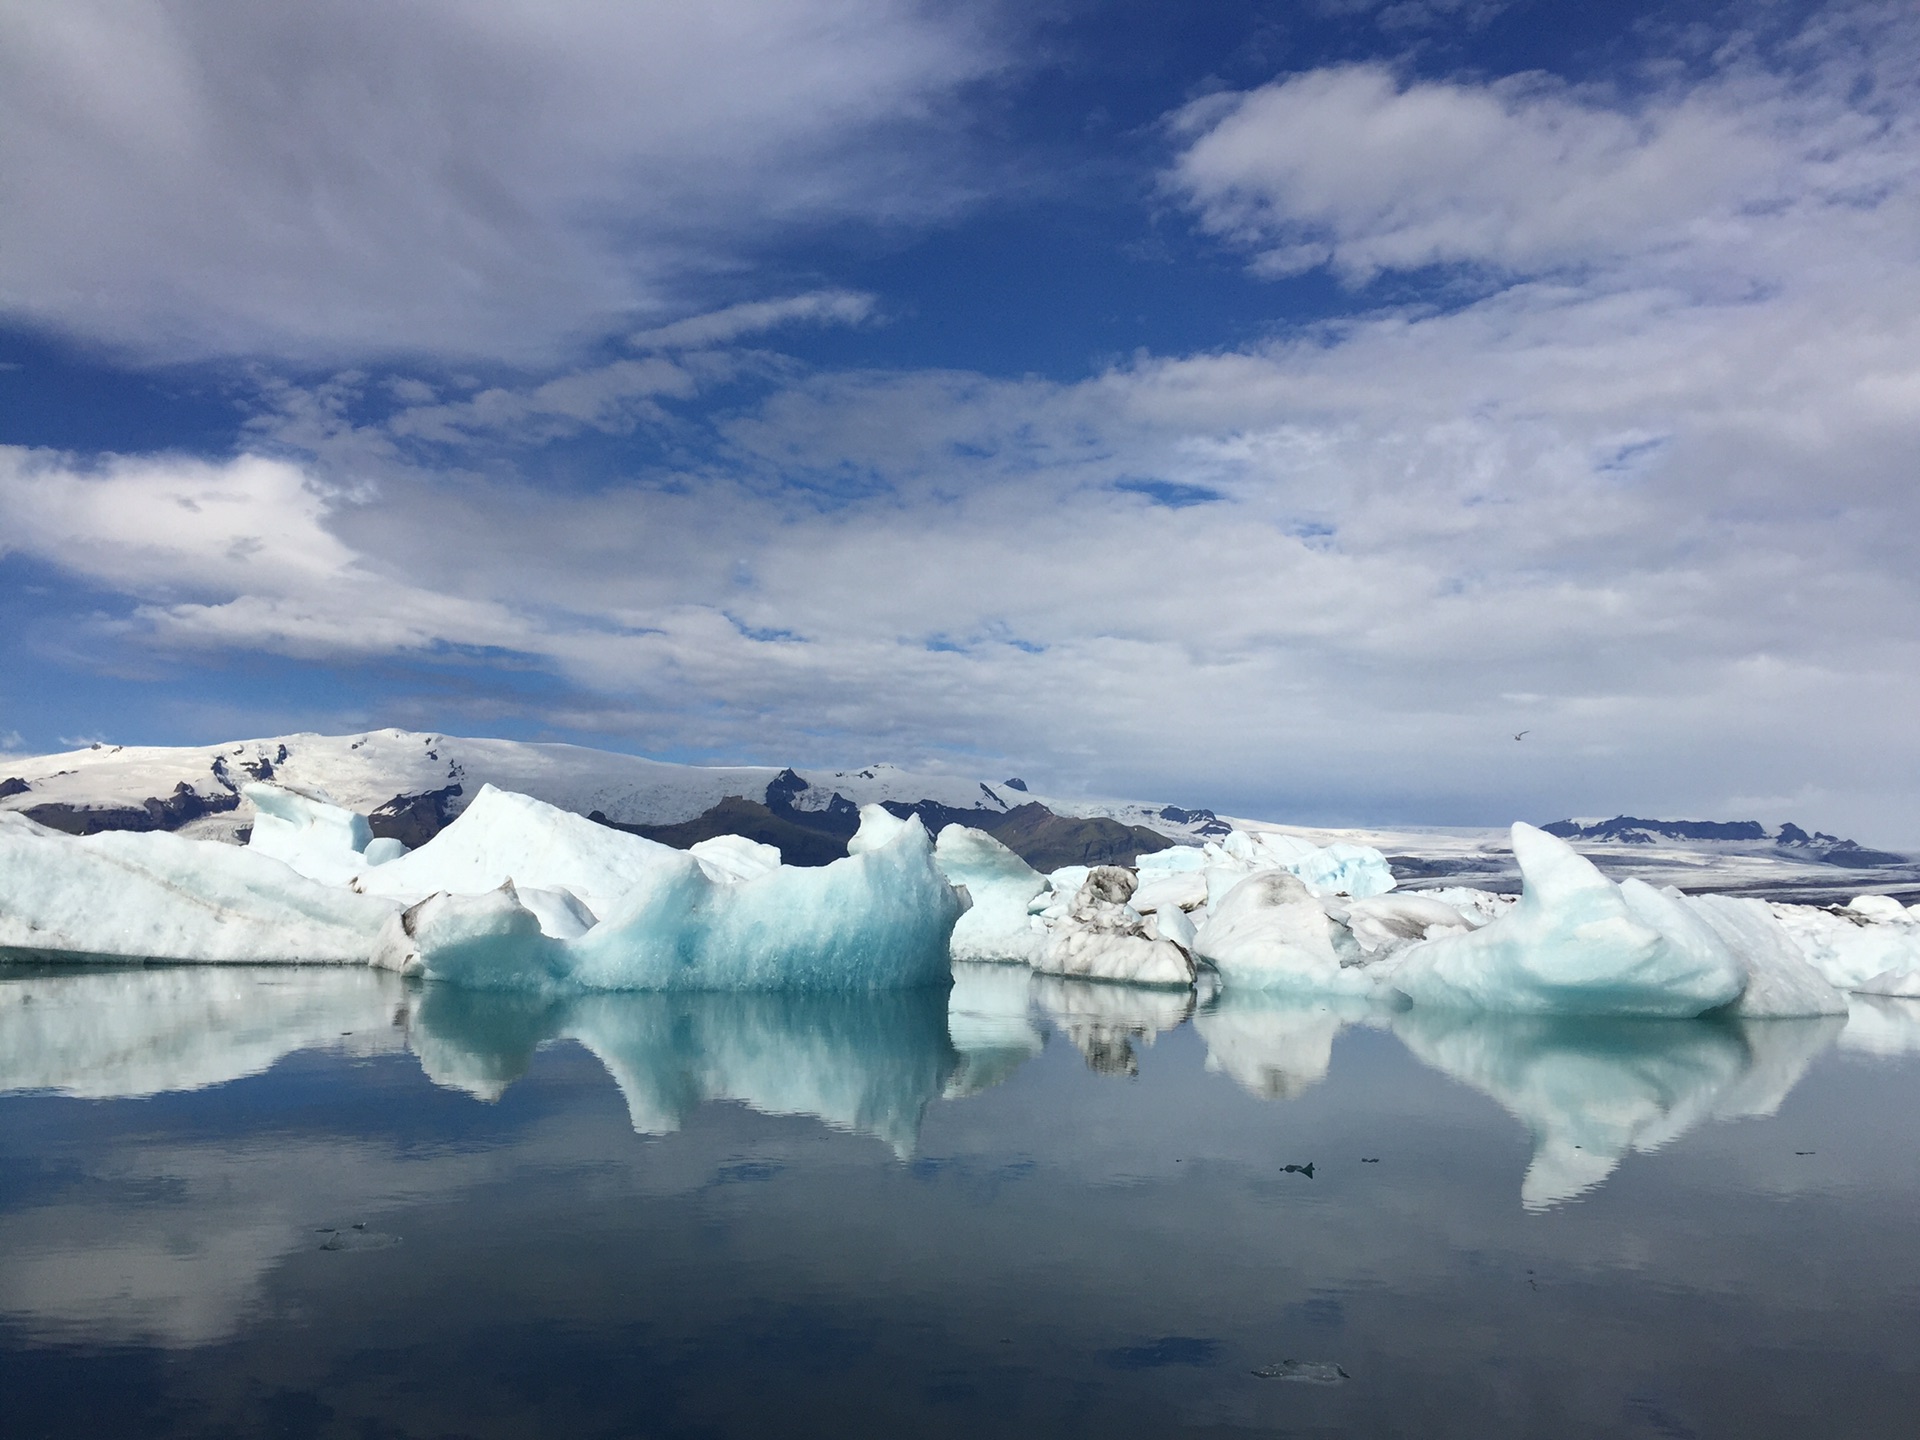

2,962,1918,1438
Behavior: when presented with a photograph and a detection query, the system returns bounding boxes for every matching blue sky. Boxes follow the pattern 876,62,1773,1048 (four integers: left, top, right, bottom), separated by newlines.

4,0,1919,842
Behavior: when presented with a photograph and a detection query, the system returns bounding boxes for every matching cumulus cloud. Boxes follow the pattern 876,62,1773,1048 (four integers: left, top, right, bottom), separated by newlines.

1166,17,1918,289
0,2,1001,363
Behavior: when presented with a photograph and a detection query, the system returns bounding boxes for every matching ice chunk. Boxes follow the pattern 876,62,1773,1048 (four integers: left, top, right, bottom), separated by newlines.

1847,894,1908,921
1208,830,1397,898
361,836,409,866
1034,866,1195,988
347,784,678,919
1771,901,1920,991
934,825,1048,964
1330,893,1476,955
1132,869,1208,916
1135,845,1207,875
0,811,396,964
1147,903,1198,951
846,803,911,855
1032,973,1192,1076
1685,893,1848,1017
244,782,374,886
396,814,964,993
1389,824,1746,1017
1193,870,1374,995
1194,993,1372,1100
688,833,782,884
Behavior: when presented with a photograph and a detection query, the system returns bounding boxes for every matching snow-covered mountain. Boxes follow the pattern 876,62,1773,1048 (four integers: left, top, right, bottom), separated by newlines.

0,729,1218,870
3,729,1913,899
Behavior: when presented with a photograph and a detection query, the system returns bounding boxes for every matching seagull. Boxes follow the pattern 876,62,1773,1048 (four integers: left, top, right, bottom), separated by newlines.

1512,730,1529,741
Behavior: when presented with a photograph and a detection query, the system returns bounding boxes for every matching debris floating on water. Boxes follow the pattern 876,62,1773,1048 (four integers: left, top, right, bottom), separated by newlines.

1252,1359,1349,1384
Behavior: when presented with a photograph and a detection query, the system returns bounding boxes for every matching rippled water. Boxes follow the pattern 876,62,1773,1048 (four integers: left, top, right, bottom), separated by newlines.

3,962,1919,1438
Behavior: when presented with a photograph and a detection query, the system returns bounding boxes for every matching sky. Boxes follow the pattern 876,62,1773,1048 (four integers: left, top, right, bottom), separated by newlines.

2,0,1918,842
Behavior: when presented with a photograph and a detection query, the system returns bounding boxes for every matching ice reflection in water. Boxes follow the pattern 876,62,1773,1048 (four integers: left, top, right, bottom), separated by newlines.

3,965,1919,1208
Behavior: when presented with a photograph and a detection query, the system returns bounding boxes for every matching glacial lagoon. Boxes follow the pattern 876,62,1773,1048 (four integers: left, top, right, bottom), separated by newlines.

3,963,1919,1438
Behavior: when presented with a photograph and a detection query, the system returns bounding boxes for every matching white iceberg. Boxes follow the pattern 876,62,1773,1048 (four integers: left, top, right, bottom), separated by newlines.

1034,867,1195,987
1209,829,1397,899
252,782,674,918
1389,824,1747,1018
934,825,1049,964
385,808,965,993
1770,899,1920,993
1684,893,1848,1017
0,811,396,964
1192,869,1374,995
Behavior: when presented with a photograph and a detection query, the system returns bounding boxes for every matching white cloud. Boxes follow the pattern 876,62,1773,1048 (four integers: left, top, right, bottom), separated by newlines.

0,2,1001,363
630,290,878,351
1166,19,1918,290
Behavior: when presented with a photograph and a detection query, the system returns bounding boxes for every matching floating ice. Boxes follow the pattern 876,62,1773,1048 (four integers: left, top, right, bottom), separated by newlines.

1034,866,1195,988
1327,893,1476,956
1770,899,1920,992
1208,829,1397,899
1192,869,1373,995
244,782,378,886
0,811,396,964
1389,824,1747,1018
1684,893,1848,1017
934,825,1048,964
688,833,782,883
312,783,676,918
387,811,964,993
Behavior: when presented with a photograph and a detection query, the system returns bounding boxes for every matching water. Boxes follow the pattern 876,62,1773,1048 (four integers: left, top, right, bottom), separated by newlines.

3,962,1919,1438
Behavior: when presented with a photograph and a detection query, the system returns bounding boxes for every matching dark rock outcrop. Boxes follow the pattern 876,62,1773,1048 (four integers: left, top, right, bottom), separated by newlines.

367,785,464,849
0,777,29,799
21,782,239,836
593,796,853,868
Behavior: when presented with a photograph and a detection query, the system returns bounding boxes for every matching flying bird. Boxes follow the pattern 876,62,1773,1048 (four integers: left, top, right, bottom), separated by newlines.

1513,730,1529,741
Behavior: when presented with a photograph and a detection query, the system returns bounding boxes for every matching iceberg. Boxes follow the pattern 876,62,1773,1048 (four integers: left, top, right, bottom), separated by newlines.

1684,893,1848,1017
1033,867,1195,987
1209,829,1397,899
1769,898,1920,993
0,811,396,964
384,807,965,993
934,825,1049,964
252,782,676,918
1192,869,1373,995
1389,824,1746,1017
